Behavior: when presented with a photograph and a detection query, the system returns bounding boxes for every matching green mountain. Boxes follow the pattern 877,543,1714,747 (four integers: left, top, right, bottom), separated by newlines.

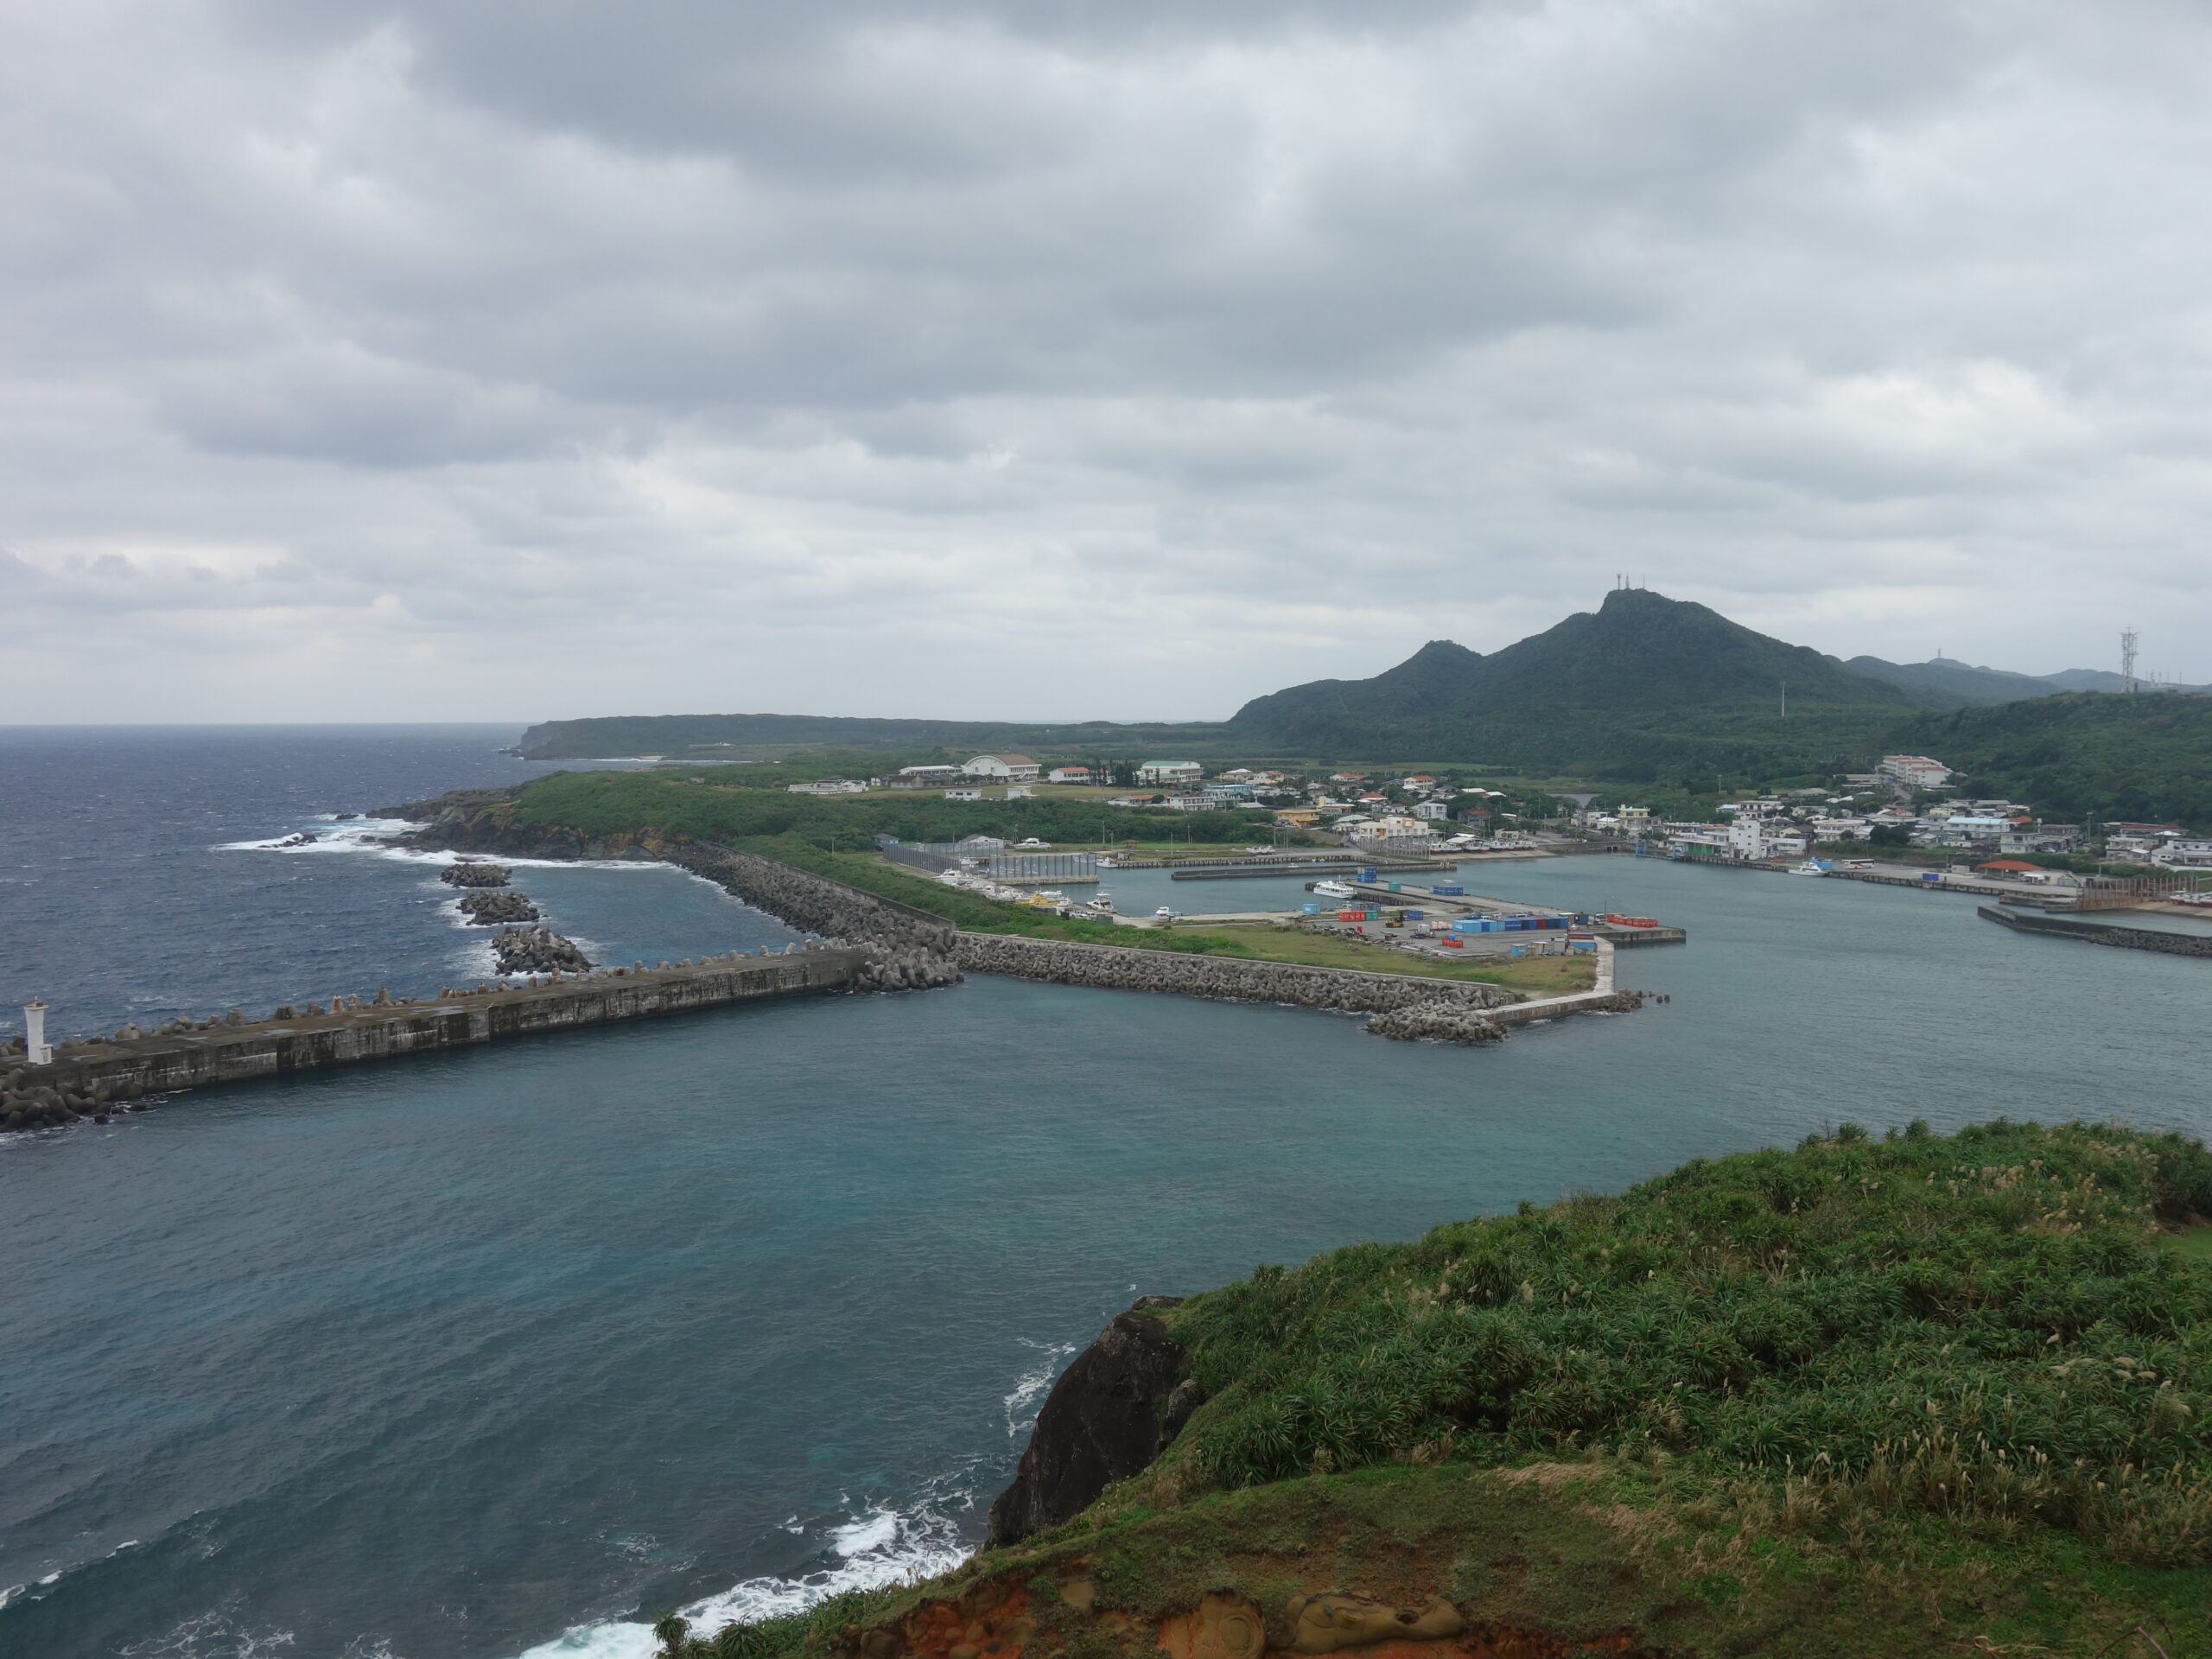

1891,690,2212,825
1227,588,1923,775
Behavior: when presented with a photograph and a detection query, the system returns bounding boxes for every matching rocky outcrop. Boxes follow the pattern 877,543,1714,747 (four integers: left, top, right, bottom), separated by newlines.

459,890,541,925
491,927,592,975
950,935,1518,1024
987,1297,1198,1548
439,861,512,888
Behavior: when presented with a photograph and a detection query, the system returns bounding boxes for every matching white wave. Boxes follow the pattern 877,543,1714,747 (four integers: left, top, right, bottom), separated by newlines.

511,1502,972,1659
1004,1342,1079,1438
119,1605,300,1658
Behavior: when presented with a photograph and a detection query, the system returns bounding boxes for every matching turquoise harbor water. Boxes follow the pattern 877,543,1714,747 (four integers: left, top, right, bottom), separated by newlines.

3,729,2210,1659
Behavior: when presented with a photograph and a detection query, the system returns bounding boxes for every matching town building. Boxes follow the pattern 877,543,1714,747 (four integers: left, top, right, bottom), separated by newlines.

944,788,982,801
1046,766,1093,785
1412,801,1451,821
962,753,1040,782
1138,760,1204,787
894,764,964,787
785,778,867,795
1880,754,1954,791
2000,824,2082,855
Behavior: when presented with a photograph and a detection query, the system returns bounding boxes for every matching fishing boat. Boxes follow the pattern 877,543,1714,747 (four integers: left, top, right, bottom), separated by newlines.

1153,906,1180,921
1789,858,1831,876
1083,892,1116,916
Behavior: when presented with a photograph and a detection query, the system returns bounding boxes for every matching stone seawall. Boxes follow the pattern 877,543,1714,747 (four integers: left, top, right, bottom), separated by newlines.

949,932,1519,1017
1978,905,2212,957
2,949,867,1130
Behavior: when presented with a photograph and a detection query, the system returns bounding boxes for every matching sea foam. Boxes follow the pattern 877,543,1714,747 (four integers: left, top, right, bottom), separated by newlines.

512,1500,974,1659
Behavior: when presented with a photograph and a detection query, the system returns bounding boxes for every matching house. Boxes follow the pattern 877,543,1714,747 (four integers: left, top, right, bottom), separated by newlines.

1618,806,1653,828
1046,766,1093,785
1329,772,1369,784
1880,754,1954,791
1006,785,1033,800
1138,760,1204,787
963,753,1040,782
1457,807,1492,826
1413,801,1451,821
894,765,964,787
2152,839,2212,868
1398,774,1436,790
1166,794,1218,812
944,788,982,801
1274,809,1322,828
1203,782,1255,803
2001,824,2082,855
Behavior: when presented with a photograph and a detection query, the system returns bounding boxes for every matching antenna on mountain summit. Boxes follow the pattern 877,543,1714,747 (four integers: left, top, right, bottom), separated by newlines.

2122,627,2139,694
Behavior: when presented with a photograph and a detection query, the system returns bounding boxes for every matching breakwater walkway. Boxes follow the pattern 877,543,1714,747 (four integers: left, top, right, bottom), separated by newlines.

1977,905,2212,957
2,948,867,1132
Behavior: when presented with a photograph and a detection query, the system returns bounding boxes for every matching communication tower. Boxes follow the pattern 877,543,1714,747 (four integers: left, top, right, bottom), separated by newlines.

2121,628,2139,694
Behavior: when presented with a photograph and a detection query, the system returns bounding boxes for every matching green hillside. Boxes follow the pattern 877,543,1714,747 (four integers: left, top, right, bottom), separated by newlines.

669,1120,2212,1659
1228,590,1924,777
1841,654,2069,709
1895,691,2212,826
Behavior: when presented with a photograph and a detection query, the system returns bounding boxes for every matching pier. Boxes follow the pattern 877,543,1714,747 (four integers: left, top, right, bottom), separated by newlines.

3,948,866,1125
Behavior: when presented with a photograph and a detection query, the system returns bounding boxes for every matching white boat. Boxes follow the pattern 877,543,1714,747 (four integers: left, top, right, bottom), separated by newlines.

1153,906,1180,921
1084,893,1116,916
1244,846,1274,855
1789,858,1830,876
1311,878,1357,899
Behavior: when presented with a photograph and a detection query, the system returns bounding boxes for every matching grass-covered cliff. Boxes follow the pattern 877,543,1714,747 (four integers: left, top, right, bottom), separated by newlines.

668,1120,2212,1659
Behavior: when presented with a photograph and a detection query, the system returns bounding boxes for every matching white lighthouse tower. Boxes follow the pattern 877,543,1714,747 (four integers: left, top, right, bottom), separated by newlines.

23,1000,53,1065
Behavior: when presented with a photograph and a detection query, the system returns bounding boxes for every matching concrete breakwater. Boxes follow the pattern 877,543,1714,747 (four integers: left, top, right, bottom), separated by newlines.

1978,905,2212,957
950,931,1516,1018
1,949,869,1131
391,791,1641,1045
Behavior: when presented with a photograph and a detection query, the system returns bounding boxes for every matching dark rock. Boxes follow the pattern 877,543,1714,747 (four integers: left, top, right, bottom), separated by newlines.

986,1297,1192,1548
439,861,512,889
491,928,591,976
457,890,540,925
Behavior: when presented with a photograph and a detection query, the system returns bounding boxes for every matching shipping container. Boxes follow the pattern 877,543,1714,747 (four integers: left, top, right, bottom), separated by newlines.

1432,884,1465,896
1439,937,1464,949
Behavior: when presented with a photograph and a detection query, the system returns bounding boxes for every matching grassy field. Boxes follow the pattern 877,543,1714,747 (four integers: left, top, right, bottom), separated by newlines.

669,1120,2212,1659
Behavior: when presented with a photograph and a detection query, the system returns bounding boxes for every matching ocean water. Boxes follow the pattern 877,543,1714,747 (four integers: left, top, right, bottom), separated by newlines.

3,730,2210,1659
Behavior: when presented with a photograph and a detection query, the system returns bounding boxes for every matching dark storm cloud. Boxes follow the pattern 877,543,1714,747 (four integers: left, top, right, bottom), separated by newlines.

3,0,2210,719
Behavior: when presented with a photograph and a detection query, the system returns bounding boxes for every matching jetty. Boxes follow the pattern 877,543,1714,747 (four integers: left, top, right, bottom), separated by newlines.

3,948,866,1128
1977,905,2212,957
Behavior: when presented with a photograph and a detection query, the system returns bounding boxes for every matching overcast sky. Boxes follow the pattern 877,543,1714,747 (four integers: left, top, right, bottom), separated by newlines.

4,0,2209,723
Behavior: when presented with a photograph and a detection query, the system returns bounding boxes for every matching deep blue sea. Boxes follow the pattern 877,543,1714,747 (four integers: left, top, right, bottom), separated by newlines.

3,728,2210,1659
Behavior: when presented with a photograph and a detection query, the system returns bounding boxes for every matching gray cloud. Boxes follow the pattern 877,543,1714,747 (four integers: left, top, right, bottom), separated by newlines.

3,0,2210,721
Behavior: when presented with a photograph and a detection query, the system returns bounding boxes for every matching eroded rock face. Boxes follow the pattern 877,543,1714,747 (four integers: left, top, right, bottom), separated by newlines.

985,1298,1194,1547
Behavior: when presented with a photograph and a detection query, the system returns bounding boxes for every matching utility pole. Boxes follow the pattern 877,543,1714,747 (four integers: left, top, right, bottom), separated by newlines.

1779,680,1787,720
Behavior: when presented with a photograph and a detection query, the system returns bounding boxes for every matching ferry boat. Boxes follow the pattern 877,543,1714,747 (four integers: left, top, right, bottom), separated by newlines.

1789,858,1831,876
1309,878,1357,899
